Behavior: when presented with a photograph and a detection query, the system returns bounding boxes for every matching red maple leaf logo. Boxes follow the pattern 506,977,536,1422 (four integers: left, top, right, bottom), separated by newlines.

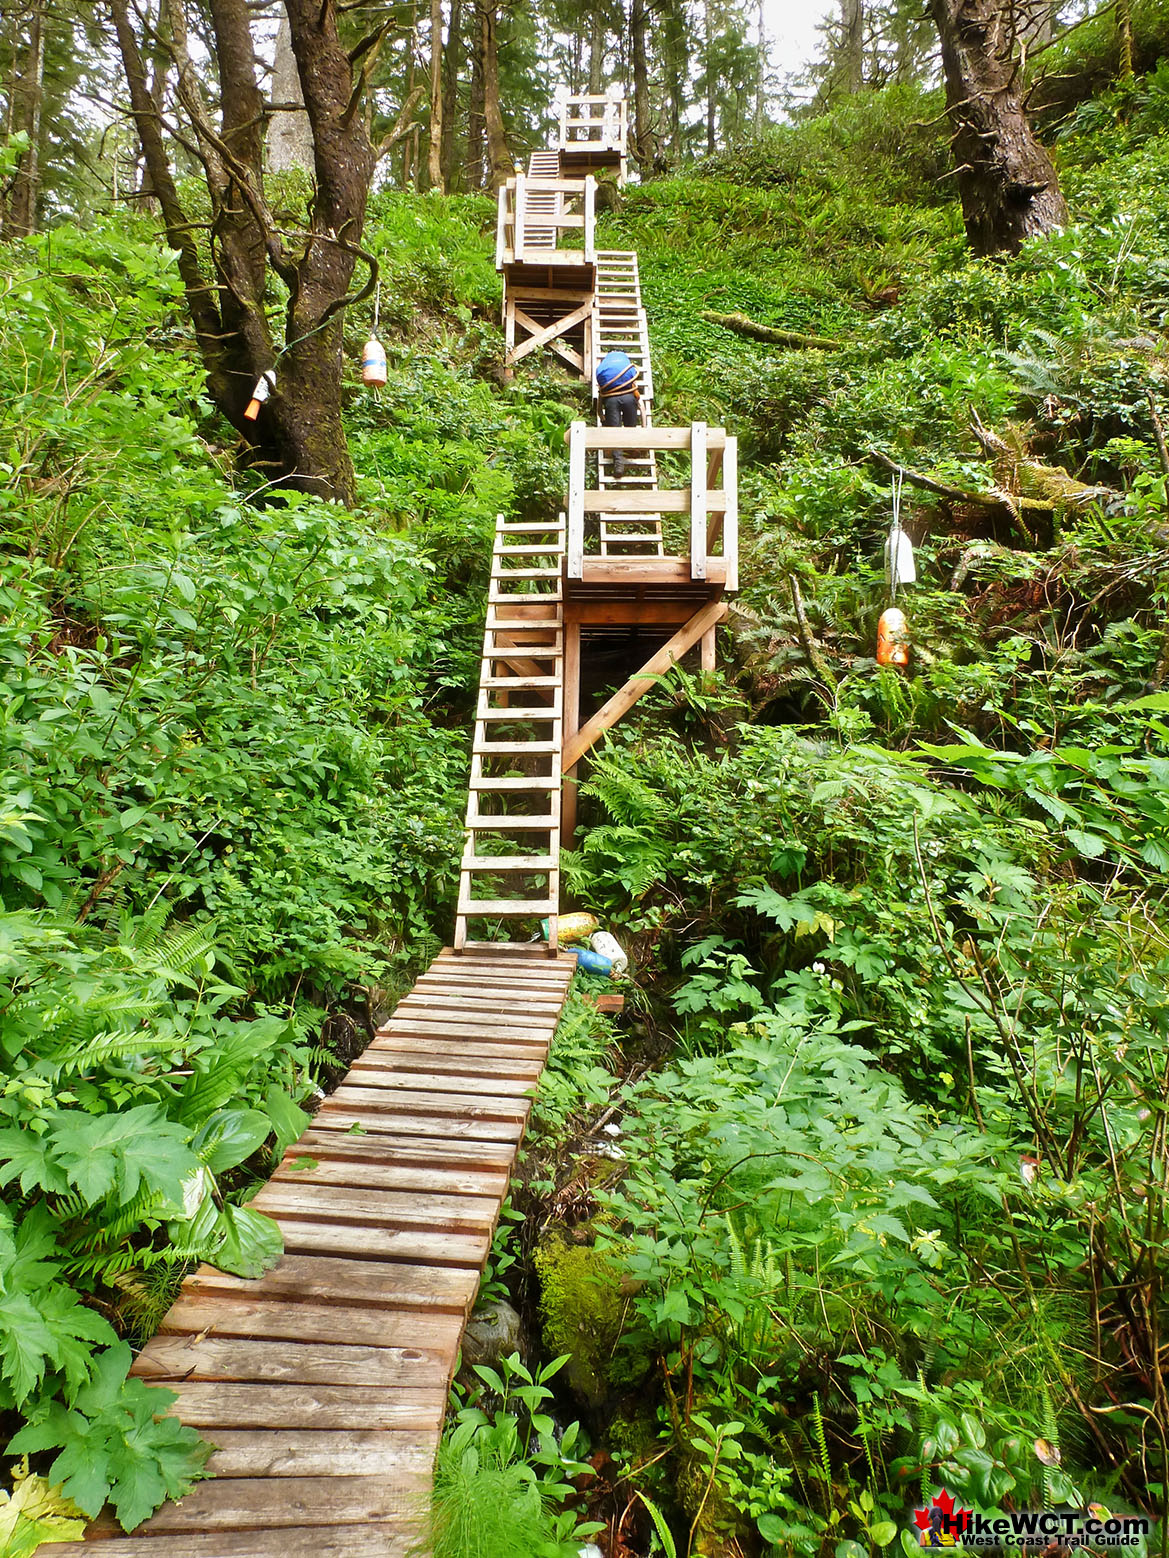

914,1488,972,1536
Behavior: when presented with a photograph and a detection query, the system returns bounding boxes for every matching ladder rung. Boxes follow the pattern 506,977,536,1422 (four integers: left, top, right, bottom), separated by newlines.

475,742,560,756
466,813,558,829
462,854,557,871
480,675,559,689
457,897,558,916
475,707,560,721
469,775,561,790
496,523,566,533
485,619,562,632
490,567,561,579
600,531,664,543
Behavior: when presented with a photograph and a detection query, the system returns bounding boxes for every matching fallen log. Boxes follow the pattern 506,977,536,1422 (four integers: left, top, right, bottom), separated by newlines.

701,310,843,350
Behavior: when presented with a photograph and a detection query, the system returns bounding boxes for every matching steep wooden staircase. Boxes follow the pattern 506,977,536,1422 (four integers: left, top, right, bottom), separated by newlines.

454,514,565,951
594,248,663,557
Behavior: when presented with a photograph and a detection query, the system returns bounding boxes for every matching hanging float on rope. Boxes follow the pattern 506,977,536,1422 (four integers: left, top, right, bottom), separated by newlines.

877,605,910,668
243,369,276,421
362,334,387,386
876,469,913,670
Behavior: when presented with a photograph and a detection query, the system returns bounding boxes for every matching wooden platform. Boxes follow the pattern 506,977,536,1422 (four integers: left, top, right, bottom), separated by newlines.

42,950,576,1558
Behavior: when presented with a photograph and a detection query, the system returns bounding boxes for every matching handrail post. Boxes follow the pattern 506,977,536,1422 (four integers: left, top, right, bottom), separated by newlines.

514,172,526,261
723,435,738,592
690,422,707,582
584,177,596,264
568,421,586,578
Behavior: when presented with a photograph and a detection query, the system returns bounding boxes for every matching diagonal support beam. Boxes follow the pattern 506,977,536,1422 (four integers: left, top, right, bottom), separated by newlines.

509,302,591,367
562,600,727,771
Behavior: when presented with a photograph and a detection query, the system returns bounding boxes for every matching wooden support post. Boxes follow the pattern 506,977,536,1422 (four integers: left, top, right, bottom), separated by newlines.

561,620,581,846
514,171,526,261
567,439,585,579
509,300,592,366
701,626,717,674
690,422,707,582
562,600,727,771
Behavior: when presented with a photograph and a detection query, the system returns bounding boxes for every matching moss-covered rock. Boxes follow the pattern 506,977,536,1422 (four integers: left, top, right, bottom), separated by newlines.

533,1231,633,1405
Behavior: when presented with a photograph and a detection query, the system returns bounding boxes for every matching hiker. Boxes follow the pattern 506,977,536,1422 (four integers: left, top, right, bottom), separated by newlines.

596,350,641,478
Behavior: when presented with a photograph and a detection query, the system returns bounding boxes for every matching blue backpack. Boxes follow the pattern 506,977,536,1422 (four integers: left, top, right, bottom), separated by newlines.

596,350,637,394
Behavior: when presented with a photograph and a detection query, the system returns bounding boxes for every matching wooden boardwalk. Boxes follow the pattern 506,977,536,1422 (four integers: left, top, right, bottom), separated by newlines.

45,950,575,1557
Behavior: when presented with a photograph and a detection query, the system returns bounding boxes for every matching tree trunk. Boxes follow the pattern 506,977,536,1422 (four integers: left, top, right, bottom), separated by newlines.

1117,0,1134,80
630,0,651,174
704,0,716,156
477,1,511,189
111,0,378,504
467,5,485,189
427,0,444,191
664,1,685,161
929,0,1067,258
440,0,461,189
268,10,313,173
8,0,46,236
754,0,765,131
841,0,864,93
588,3,603,93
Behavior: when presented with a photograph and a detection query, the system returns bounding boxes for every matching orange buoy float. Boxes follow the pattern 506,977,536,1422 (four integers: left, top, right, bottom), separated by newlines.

243,370,275,421
362,335,387,386
877,606,910,669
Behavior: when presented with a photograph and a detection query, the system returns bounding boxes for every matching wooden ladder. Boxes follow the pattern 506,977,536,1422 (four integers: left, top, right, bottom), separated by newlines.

453,514,565,954
594,249,663,558
519,151,563,251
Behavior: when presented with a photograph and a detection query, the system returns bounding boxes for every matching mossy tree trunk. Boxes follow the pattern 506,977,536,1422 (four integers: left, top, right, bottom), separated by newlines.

929,0,1067,257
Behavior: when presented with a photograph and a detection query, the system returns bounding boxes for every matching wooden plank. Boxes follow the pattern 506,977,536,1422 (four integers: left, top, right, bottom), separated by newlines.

373,1015,555,1041
366,1033,550,1061
277,1220,490,1268
311,1105,525,1143
158,1297,464,1351
562,617,581,845
291,1128,518,1167
691,420,707,581
343,1065,539,1100
395,990,562,1019
582,488,726,513
163,1381,447,1432
277,1145,514,1192
579,426,726,450
325,1086,530,1122
139,1475,424,1532
568,432,584,580
429,955,570,980
563,600,729,769
252,1182,500,1231
205,1429,434,1481
134,1336,447,1389
186,1254,479,1312
40,1527,418,1558
509,298,593,364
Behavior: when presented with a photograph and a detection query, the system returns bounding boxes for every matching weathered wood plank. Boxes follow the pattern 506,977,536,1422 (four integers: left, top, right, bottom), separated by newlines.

186,1254,479,1312
139,1475,425,1531
39,1527,418,1558
276,1149,511,1198
354,1048,545,1081
367,1034,549,1062
277,1219,490,1268
205,1429,435,1481
134,1336,445,1390
323,1086,530,1122
374,1016,559,1042
342,1065,540,1100
305,1107,525,1142
292,1128,518,1167
158,1298,463,1351
396,994,555,1025
253,1182,500,1231
164,1381,448,1432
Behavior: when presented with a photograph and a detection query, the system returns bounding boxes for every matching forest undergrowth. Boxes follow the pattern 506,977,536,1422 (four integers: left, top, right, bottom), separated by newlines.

2,53,1169,1558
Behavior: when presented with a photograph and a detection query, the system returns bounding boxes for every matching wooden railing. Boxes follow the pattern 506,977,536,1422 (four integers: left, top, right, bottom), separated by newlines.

558,92,628,154
565,422,738,588
495,174,596,268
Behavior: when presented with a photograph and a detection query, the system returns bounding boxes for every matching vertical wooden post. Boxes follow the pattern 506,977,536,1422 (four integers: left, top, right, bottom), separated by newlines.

723,435,738,592
504,297,516,372
690,421,708,582
567,430,586,578
700,626,717,673
514,171,526,260
561,618,581,846
583,176,596,263
495,178,510,266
